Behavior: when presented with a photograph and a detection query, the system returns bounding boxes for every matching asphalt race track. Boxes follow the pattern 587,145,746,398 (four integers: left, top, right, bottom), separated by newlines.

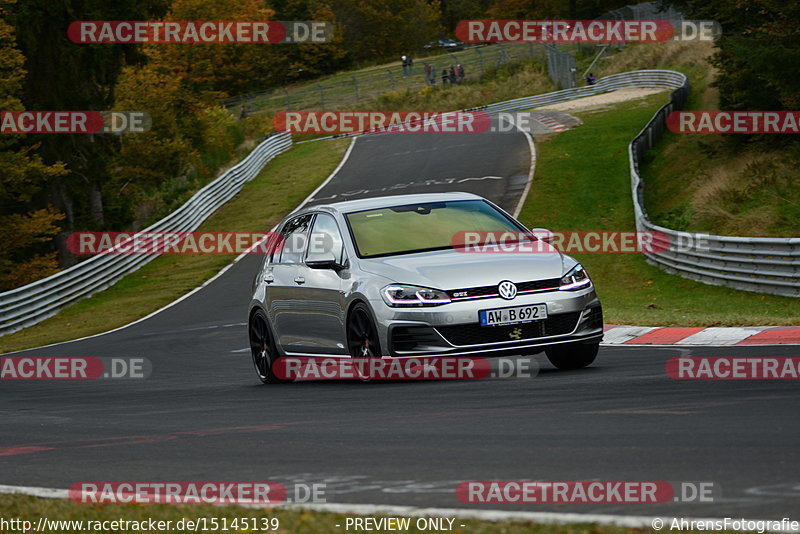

305,118,533,211
1,120,799,520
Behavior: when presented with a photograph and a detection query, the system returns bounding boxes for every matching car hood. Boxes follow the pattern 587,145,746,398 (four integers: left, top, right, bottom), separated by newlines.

357,248,565,290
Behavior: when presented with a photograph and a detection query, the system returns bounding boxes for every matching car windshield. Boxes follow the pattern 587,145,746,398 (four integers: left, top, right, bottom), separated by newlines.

344,199,523,258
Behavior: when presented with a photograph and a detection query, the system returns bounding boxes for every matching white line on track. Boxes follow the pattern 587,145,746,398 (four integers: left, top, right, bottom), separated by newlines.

502,114,537,219
295,136,357,212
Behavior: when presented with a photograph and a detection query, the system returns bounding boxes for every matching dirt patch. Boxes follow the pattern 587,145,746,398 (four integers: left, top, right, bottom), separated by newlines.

538,88,669,113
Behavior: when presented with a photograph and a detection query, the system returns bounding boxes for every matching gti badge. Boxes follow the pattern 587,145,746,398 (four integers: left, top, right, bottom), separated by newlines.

498,280,517,300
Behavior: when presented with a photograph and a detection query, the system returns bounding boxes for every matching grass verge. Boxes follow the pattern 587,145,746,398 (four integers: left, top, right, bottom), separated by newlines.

518,93,800,326
246,43,541,113
0,493,727,534
0,139,350,354
597,41,800,237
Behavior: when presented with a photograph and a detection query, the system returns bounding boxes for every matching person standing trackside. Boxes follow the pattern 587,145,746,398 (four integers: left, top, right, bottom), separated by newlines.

402,55,408,76
424,62,432,85
457,64,465,83
441,68,449,85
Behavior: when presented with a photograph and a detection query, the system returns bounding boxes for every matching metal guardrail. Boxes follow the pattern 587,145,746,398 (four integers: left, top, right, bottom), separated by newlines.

0,132,293,337
628,84,800,298
477,69,685,113
478,68,799,297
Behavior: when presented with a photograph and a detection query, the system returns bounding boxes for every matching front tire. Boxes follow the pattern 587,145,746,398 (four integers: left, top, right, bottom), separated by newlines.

347,303,383,381
545,342,599,370
249,309,286,384
347,303,382,358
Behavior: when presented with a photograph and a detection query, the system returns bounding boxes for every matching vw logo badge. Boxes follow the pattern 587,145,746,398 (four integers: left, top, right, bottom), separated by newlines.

498,280,517,300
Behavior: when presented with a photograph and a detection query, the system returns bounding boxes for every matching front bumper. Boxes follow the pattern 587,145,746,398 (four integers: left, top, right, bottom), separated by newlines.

371,287,603,357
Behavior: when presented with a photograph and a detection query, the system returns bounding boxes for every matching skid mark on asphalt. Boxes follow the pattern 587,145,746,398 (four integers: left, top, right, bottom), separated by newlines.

309,176,503,204
0,406,565,457
578,393,800,415
137,322,246,337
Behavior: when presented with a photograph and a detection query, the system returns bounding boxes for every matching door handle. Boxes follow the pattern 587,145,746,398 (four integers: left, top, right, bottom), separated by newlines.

264,274,274,283
294,277,305,284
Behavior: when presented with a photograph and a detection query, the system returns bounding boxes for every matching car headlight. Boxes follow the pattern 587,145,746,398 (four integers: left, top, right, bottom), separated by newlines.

559,264,591,291
382,284,451,307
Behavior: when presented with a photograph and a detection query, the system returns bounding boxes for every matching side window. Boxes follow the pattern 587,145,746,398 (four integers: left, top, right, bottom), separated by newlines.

306,213,345,264
277,214,312,264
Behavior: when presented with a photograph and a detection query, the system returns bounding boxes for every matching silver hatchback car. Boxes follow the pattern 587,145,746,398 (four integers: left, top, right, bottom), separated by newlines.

248,192,603,383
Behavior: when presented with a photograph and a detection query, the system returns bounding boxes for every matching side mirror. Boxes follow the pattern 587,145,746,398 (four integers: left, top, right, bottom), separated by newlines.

306,252,341,270
530,228,554,243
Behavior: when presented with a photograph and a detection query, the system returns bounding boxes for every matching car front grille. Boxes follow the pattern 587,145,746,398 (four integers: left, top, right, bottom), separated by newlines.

446,278,561,301
435,312,582,346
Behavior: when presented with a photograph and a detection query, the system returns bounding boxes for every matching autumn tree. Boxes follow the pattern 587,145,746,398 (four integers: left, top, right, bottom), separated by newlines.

485,0,635,19
330,0,442,62
666,0,800,112
270,0,348,82
9,0,169,231
0,0,69,289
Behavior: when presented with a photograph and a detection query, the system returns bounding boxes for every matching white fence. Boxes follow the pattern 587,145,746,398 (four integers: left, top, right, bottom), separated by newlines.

0,132,293,337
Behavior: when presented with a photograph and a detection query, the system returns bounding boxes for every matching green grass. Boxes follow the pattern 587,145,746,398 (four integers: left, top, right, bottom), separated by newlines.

243,43,542,113
0,139,350,354
595,41,800,237
0,493,739,534
640,120,800,238
518,94,800,326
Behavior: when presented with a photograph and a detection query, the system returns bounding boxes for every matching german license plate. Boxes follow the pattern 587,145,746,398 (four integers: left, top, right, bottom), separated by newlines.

479,304,547,326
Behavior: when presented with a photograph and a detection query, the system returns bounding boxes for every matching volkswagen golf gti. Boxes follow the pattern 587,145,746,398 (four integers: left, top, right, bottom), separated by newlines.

248,192,603,383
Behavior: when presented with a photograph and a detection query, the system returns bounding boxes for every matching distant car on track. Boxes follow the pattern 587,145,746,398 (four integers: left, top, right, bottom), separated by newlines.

248,192,603,383
424,38,465,51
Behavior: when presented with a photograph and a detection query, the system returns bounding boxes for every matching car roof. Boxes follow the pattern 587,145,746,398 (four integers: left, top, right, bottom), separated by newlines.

306,192,484,214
